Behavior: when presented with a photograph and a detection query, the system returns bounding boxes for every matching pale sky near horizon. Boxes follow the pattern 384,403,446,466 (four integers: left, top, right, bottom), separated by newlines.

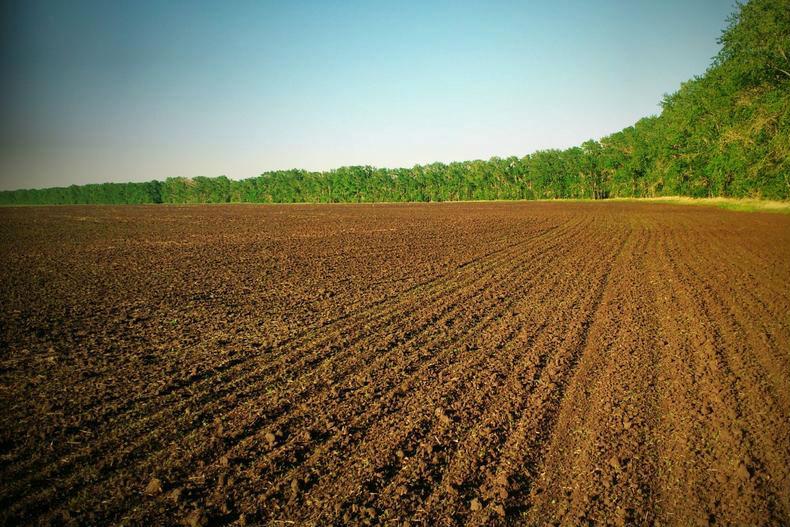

1,0,734,191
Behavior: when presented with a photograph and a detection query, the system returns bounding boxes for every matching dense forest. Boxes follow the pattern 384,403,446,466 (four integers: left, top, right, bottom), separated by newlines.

1,0,787,206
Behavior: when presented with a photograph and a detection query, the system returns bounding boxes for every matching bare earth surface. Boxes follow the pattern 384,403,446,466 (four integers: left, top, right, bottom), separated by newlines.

1,202,789,526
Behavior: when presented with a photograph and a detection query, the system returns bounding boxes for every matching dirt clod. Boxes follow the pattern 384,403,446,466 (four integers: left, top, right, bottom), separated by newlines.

144,478,163,496
183,509,208,527
169,488,183,503
435,407,452,426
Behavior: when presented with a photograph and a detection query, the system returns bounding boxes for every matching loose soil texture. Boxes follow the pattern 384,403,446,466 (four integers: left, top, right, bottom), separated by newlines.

1,202,789,526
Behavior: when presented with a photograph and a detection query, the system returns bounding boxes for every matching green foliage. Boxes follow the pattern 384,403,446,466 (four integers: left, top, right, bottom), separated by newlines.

1,0,787,206
716,0,790,86
0,181,162,205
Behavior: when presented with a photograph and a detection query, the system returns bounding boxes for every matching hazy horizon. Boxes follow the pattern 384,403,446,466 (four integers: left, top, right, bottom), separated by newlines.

1,0,733,191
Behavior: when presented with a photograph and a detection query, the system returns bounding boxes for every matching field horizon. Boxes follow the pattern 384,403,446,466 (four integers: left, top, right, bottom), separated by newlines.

3,195,789,215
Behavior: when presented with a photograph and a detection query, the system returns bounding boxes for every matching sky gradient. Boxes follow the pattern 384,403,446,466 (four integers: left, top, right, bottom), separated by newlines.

0,0,734,191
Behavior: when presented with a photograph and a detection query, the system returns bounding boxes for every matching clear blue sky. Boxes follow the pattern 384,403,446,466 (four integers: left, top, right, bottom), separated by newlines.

0,0,734,190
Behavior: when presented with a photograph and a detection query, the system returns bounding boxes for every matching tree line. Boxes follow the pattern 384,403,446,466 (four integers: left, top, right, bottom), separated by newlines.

1,0,787,206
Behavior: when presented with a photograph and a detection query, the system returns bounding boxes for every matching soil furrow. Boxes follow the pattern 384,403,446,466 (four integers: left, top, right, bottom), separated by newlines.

126,217,599,525
18,215,589,524
1,219,577,516
653,223,784,524
1,202,788,527
524,221,660,526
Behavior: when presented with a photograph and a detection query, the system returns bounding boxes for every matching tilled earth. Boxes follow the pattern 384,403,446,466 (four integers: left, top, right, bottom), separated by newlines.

1,202,789,526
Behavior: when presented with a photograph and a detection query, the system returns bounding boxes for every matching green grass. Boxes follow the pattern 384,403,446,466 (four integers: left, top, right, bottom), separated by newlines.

612,196,790,214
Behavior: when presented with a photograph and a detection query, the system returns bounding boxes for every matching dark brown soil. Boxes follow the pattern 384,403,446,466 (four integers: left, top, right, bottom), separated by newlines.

0,202,788,526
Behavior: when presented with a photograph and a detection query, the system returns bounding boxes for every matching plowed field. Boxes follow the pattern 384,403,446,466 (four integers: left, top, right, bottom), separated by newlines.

1,202,789,526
